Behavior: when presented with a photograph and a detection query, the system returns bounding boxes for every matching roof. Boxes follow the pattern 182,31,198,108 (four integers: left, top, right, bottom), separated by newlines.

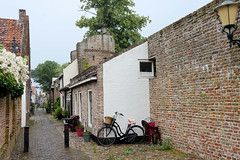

0,18,23,56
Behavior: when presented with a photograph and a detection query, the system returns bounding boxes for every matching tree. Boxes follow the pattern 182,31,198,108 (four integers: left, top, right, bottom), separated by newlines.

76,0,151,53
31,61,68,92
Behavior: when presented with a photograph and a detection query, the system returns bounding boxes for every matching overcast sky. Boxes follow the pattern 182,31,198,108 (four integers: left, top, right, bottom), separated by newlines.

0,0,213,70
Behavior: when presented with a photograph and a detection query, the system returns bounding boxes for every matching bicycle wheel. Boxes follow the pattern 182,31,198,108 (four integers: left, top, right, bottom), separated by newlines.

97,126,117,146
126,125,145,144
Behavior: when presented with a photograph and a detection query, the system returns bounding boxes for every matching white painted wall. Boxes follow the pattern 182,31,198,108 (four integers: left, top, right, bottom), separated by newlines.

103,42,150,132
21,82,26,127
63,59,78,86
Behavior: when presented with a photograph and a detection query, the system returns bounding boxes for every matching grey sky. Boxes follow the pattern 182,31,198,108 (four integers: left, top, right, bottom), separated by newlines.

0,0,213,70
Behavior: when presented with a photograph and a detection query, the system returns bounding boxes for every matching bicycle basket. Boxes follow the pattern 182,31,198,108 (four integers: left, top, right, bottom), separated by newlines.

104,116,113,124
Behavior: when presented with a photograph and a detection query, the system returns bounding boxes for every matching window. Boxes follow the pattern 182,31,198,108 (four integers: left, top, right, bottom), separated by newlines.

88,90,93,127
138,59,155,78
79,93,82,121
74,93,77,115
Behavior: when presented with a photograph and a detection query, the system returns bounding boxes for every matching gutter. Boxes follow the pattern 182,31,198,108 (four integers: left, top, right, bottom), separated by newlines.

69,76,97,89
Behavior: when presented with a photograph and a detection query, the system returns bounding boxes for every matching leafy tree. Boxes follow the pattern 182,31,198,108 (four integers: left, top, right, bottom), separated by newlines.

76,0,151,53
31,61,66,92
55,62,70,74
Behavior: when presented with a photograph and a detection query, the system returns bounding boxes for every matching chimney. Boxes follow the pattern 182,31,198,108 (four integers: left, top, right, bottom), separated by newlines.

19,9,26,23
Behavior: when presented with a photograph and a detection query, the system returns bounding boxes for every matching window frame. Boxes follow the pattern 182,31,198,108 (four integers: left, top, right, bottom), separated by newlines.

74,93,77,115
138,59,155,78
78,92,82,121
88,90,93,127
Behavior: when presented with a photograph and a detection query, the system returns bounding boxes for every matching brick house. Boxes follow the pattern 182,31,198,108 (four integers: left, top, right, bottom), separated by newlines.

69,29,115,134
147,0,240,159
0,9,31,159
64,0,239,158
50,77,60,106
68,29,152,135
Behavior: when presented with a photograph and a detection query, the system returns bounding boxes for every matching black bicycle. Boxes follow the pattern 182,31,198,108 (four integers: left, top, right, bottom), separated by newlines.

97,112,145,146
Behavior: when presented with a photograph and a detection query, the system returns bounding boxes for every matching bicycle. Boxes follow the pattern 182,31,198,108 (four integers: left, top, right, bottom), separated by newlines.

97,112,145,146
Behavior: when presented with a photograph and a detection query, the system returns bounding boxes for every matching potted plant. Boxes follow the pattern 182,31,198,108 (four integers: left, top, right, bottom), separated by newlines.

82,131,91,142
75,125,84,137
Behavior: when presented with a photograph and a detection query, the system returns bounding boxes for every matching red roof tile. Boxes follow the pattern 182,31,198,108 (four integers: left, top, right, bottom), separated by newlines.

0,18,23,56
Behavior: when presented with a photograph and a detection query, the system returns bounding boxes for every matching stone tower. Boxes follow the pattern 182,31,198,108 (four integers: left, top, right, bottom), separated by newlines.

75,27,115,74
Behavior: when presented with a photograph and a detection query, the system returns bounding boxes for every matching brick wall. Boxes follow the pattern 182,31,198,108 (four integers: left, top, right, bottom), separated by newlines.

72,81,99,135
0,95,22,160
148,0,240,159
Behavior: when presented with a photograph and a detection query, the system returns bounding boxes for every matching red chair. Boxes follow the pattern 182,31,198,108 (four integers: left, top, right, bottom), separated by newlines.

65,115,80,132
141,120,162,145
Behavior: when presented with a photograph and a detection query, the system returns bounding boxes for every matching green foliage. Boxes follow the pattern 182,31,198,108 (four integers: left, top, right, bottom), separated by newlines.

82,58,90,71
138,147,147,152
123,147,134,154
75,125,84,129
55,107,63,119
52,112,57,119
55,62,70,74
93,146,96,153
53,97,60,111
83,131,91,134
0,43,3,53
63,110,68,118
109,154,115,160
151,138,172,150
0,70,24,99
76,0,151,53
31,61,65,92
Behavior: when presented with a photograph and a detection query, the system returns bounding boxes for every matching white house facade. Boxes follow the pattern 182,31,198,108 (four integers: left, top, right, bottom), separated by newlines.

103,41,150,132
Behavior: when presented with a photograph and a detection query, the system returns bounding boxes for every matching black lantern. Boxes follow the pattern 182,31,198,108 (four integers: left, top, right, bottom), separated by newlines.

11,37,19,54
215,0,240,47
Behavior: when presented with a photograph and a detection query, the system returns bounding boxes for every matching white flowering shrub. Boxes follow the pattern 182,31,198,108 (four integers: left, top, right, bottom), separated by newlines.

0,49,29,99
0,49,29,83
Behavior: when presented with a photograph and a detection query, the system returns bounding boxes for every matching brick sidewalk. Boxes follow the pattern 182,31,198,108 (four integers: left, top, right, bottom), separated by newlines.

10,109,90,160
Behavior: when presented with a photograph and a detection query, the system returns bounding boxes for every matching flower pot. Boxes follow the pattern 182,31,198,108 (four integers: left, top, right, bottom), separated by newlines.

82,133,91,142
76,129,84,136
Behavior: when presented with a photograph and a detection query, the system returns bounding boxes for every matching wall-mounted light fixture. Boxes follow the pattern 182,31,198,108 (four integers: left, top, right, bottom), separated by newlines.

11,37,19,54
215,0,240,47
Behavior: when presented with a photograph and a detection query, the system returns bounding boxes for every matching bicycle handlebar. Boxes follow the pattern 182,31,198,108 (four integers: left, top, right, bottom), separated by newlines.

119,113,124,116
115,112,124,116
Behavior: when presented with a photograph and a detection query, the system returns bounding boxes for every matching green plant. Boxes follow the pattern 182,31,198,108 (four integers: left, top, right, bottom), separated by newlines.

109,154,115,160
123,147,134,154
93,146,96,153
151,137,172,150
0,70,24,99
63,110,68,118
83,131,91,134
53,97,60,111
160,137,172,150
138,147,147,152
52,112,57,119
55,107,63,119
75,125,84,129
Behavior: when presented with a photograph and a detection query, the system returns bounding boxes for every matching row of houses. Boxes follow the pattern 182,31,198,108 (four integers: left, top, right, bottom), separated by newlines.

49,0,239,159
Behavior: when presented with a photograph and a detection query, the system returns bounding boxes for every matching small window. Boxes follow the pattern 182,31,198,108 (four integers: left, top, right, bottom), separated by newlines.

138,59,155,78
88,90,93,127
79,93,82,121
74,93,77,115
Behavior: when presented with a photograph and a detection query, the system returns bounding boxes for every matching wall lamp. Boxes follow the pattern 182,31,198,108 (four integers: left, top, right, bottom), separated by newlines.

215,0,240,48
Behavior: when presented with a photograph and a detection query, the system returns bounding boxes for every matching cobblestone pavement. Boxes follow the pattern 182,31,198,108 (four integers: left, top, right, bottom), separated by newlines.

55,119,204,160
11,109,204,160
10,109,90,160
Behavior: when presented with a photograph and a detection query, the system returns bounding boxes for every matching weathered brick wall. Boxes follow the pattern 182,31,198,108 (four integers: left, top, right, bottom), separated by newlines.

76,34,115,74
0,97,6,151
148,0,240,159
72,81,99,135
0,96,22,160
